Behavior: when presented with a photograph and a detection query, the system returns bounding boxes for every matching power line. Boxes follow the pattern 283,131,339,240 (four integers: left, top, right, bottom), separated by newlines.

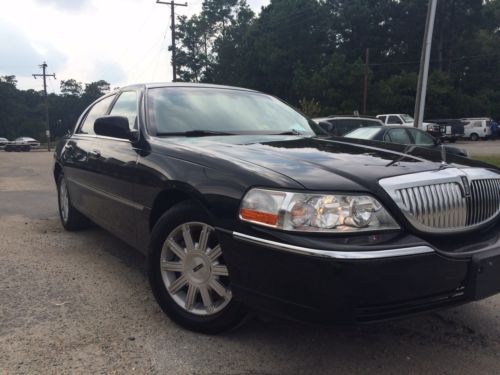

32,62,56,151
156,0,188,82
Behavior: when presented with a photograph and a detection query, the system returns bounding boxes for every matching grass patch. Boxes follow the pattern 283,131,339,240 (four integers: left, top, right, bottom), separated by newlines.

472,155,500,167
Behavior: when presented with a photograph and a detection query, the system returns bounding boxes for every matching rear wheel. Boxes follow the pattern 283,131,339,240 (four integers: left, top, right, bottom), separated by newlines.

57,174,91,231
148,200,247,334
470,133,479,141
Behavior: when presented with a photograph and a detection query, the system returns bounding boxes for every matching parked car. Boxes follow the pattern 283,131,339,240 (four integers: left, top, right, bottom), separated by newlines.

4,137,41,152
54,83,500,334
461,118,493,141
15,137,40,148
313,116,383,136
425,119,465,143
0,137,8,149
344,126,469,157
377,113,436,129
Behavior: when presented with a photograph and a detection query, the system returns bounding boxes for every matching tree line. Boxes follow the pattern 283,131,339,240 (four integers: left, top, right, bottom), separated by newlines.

175,0,500,118
1,0,499,141
0,77,110,141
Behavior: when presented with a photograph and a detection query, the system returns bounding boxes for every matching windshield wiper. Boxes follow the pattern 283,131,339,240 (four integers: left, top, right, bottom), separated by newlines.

156,130,236,137
274,129,304,135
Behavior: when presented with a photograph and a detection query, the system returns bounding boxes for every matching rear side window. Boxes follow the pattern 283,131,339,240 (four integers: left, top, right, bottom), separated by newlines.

110,91,138,130
387,115,403,125
361,120,382,127
385,129,411,144
409,129,434,145
78,95,116,135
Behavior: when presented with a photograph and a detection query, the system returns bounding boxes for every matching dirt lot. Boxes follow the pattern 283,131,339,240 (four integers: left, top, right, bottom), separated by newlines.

2,151,500,374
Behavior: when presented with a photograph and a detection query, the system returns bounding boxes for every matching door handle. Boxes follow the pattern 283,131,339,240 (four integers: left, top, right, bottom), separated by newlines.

89,149,101,158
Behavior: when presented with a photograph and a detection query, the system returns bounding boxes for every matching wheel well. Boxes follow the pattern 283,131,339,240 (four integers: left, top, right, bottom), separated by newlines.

149,189,193,231
54,163,62,183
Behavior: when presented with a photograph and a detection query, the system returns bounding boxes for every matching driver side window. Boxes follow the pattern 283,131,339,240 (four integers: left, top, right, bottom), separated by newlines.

109,91,138,130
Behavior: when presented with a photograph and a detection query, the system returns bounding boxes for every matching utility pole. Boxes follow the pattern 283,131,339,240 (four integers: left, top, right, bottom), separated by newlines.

33,62,56,151
413,0,438,128
156,0,188,82
363,48,370,114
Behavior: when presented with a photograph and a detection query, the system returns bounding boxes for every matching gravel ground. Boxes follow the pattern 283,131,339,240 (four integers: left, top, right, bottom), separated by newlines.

2,151,500,374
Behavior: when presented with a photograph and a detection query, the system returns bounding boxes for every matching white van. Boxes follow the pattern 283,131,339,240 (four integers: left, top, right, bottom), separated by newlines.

461,118,492,141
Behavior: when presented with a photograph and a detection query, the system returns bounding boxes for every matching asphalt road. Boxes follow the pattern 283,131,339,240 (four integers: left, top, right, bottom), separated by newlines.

2,151,500,374
451,139,500,156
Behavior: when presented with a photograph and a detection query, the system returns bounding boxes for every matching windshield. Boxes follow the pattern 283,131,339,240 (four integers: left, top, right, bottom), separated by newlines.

344,127,381,139
401,114,414,123
147,87,316,136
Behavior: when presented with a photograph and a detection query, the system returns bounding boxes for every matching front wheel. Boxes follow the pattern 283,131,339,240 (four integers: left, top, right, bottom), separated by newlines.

148,200,247,334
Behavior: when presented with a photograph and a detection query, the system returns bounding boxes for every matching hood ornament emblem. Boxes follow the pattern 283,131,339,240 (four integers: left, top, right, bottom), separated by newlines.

440,144,448,168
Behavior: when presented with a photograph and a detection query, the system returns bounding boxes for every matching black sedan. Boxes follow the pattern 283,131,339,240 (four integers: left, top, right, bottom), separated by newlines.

344,125,469,157
54,83,500,333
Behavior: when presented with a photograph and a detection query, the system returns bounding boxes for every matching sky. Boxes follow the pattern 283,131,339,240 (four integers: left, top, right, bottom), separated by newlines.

0,0,269,92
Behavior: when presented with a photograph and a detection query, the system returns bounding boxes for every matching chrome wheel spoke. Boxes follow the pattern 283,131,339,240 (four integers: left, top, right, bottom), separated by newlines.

161,260,183,272
212,264,229,277
167,239,186,260
182,225,195,252
198,225,210,251
185,284,197,311
199,285,213,313
207,245,222,262
168,274,187,294
160,222,232,316
209,279,229,299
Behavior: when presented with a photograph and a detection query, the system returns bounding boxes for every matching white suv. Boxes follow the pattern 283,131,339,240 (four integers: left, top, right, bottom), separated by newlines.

461,118,492,141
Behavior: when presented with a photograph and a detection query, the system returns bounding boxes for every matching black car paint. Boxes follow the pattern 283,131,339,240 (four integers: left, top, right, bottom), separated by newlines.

54,83,500,324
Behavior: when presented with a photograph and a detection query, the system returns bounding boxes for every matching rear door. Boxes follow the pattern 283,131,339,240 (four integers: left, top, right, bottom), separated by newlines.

63,94,117,219
87,90,141,246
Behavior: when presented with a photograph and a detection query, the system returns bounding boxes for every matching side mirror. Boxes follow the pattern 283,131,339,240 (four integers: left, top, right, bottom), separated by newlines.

318,121,336,135
94,116,130,139
434,137,442,145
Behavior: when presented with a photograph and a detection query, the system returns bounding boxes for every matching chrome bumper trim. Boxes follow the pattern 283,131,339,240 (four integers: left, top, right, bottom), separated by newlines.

233,232,434,259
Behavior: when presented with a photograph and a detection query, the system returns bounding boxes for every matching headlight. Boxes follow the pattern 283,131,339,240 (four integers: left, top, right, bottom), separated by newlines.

240,188,400,233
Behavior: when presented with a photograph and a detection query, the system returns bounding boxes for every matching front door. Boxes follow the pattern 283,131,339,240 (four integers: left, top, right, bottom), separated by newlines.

87,90,141,247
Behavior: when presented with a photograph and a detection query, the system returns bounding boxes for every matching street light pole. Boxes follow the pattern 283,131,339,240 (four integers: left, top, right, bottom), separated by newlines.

413,0,438,129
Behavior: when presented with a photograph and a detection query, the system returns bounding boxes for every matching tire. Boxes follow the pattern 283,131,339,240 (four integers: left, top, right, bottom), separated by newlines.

449,138,456,143
22,145,30,152
470,133,479,141
57,174,91,231
148,200,248,334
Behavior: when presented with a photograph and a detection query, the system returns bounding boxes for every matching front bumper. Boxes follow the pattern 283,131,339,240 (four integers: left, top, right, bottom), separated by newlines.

218,227,500,324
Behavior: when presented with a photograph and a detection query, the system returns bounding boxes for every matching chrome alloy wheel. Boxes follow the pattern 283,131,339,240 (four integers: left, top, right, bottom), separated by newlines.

59,178,69,223
160,222,232,316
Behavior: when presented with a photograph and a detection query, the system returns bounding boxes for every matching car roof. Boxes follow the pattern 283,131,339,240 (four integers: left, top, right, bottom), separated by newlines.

313,116,381,121
119,82,259,93
381,125,421,130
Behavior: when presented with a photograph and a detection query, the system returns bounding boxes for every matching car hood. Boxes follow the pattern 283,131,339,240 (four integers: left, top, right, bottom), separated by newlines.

156,135,491,191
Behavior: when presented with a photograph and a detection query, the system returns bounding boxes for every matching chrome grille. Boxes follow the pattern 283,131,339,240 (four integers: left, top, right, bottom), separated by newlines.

468,179,500,225
379,168,500,233
395,182,467,228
